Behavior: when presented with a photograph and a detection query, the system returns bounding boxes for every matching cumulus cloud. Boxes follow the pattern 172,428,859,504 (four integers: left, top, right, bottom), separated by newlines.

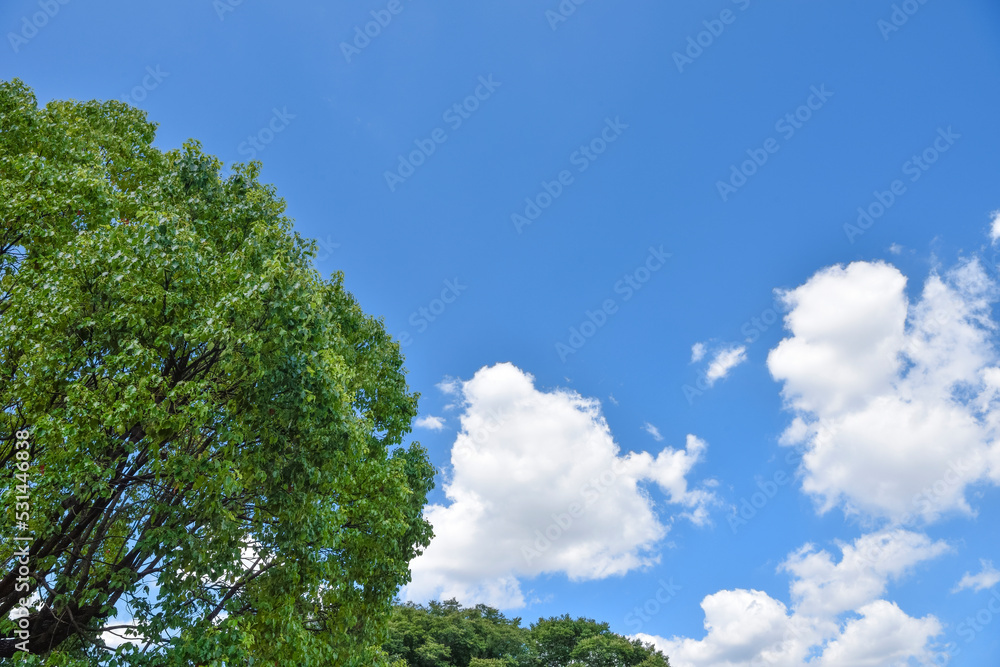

645,589,805,667
639,530,947,667
691,342,707,363
402,363,717,608
815,601,943,667
952,559,1000,593
990,210,1000,244
767,259,1000,522
781,530,951,618
706,346,748,386
415,415,446,430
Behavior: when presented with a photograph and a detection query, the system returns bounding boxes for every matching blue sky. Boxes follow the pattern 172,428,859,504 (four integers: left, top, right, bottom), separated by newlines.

5,0,1000,664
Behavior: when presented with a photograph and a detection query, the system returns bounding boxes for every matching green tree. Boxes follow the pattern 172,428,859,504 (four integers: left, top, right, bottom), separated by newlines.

568,634,669,667
530,615,669,667
383,600,670,667
0,79,434,665
384,599,535,667
529,615,610,667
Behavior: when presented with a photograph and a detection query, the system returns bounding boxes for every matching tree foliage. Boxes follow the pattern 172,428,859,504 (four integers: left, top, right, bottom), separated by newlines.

0,78,434,665
383,600,670,667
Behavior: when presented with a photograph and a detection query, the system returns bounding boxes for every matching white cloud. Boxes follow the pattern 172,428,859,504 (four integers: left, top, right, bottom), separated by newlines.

691,342,707,363
990,210,1000,244
639,530,947,667
415,415,446,430
705,346,748,386
767,259,1000,522
644,422,664,441
647,589,806,667
101,626,145,650
437,377,461,395
815,600,943,667
781,530,951,618
403,363,716,608
952,559,1000,593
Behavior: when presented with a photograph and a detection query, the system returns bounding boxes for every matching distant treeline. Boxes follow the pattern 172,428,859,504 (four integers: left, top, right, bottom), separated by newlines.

382,599,670,667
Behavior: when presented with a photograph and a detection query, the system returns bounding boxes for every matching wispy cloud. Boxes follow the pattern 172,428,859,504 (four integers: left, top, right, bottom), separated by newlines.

415,415,446,430
437,378,461,395
691,342,707,363
643,422,664,441
952,559,1000,593
705,345,748,385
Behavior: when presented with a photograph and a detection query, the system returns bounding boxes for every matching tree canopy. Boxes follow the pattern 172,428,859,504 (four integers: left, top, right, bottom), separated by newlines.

0,79,435,665
383,600,671,667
